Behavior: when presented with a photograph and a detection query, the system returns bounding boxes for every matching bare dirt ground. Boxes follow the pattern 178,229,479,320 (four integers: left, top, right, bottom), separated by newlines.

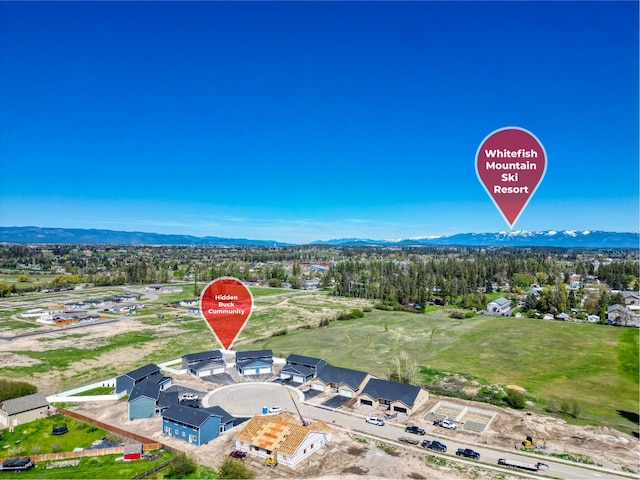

71,398,517,480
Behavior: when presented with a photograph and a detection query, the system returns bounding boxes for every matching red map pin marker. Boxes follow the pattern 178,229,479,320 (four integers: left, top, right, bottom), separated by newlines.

476,127,547,228
200,277,253,350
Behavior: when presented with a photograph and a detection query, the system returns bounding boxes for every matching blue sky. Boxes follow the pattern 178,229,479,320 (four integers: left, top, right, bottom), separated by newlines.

1,1,638,243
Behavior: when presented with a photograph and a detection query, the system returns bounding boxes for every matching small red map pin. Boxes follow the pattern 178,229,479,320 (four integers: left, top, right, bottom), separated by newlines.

200,277,253,350
476,127,547,228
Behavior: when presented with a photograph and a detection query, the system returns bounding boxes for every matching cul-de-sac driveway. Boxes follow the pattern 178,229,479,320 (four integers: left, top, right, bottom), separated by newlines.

202,382,305,417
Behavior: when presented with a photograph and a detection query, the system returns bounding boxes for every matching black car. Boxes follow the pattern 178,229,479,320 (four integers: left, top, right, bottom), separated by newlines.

456,448,480,460
426,440,447,452
404,425,426,435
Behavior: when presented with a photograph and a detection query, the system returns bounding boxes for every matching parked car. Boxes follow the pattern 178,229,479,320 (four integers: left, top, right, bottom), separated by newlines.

269,406,282,414
404,425,425,435
429,440,448,452
229,451,247,460
456,448,480,460
365,416,385,426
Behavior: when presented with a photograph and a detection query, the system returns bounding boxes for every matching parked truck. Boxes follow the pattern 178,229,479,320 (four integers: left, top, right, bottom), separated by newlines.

433,417,457,430
497,458,549,472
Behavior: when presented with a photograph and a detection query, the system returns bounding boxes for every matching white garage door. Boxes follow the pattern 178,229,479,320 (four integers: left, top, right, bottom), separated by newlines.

198,369,212,377
293,375,305,384
244,368,258,375
213,366,225,375
258,367,272,374
338,389,353,398
311,383,325,391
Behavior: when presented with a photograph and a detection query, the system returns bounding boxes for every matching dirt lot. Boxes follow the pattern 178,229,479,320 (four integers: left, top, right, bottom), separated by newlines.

71,397,515,480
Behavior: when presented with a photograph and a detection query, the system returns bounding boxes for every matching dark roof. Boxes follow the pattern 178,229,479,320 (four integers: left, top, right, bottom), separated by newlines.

316,365,369,391
280,364,315,378
237,358,273,369
129,378,162,402
359,378,423,407
286,354,326,368
157,390,180,409
204,405,234,425
162,404,232,427
0,393,49,416
183,350,223,363
191,358,225,372
122,363,160,381
235,349,272,361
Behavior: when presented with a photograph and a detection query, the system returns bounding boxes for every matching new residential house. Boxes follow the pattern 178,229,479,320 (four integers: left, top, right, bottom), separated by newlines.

235,350,274,375
310,365,372,398
128,377,179,420
0,393,50,428
182,350,226,377
358,378,429,415
116,364,172,395
279,354,327,383
235,413,332,468
162,405,234,446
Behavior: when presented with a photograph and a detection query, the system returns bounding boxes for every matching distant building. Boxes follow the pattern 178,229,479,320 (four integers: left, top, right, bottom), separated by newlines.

486,297,512,315
116,364,172,395
358,378,429,415
182,350,226,377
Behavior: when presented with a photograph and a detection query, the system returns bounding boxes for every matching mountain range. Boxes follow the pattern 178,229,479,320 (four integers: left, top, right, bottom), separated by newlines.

0,226,638,249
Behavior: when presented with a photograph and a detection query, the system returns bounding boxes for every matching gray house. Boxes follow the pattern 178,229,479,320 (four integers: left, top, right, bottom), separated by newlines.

279,354,327,383
310,365,371,398
358,378,429,415
182,350,225,377
0,393,50,428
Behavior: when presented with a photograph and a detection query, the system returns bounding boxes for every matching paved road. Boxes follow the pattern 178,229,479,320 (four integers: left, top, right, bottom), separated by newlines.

204,383,636,480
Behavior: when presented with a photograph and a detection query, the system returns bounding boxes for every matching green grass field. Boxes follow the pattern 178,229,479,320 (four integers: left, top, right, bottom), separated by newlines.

0,452,176,479
249,309,639,432
0,414,106,456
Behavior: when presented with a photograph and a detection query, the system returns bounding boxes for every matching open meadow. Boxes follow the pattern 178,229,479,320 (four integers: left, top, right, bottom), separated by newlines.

249,309,639,434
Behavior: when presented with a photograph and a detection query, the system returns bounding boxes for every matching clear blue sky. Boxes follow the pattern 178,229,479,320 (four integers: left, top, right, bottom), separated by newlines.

1,1,638,243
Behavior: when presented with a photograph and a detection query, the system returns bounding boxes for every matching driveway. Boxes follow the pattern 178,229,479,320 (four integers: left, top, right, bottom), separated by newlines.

202,382,305,417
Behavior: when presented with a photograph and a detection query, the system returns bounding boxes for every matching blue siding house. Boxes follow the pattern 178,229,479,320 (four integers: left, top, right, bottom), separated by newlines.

128,377,178,421
161,405,233,446
116,363,166,395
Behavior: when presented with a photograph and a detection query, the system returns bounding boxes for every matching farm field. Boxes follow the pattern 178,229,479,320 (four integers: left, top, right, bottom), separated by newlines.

249,309,639,433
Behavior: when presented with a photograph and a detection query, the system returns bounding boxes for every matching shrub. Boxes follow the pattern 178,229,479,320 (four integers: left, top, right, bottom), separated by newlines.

504,388,526,409
449,310,466,319
218,458,255,479
166,454,198,478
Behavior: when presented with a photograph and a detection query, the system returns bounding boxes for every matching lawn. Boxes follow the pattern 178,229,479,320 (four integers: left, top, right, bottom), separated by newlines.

0,414,106,456
248,308,639,432
0,451,175,479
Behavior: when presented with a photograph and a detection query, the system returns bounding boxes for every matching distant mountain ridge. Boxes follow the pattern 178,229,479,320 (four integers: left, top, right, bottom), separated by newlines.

0,226,638,249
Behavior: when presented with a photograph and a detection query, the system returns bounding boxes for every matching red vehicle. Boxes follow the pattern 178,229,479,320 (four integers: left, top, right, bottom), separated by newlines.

229,451,247,460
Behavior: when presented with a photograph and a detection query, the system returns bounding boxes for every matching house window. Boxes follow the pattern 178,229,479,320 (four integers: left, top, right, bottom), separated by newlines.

189,434,197,443
304,449,307,454
164,426,171,435
182,432,186,437
175,429,179,435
